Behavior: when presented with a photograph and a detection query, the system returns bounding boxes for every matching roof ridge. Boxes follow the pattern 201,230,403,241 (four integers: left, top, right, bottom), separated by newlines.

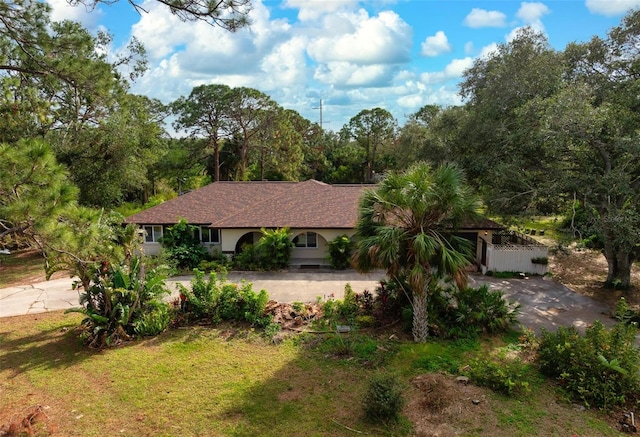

209,181,306,227
209,179,337,227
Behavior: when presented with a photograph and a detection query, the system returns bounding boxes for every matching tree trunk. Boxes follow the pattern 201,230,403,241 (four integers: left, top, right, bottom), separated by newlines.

412,290,429,343
603,239,633,289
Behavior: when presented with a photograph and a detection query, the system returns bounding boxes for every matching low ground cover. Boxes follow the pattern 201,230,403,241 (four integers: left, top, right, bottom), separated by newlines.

0,311,631,437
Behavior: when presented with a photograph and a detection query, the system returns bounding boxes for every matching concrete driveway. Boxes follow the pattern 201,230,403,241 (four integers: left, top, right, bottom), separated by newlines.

0,270,618,334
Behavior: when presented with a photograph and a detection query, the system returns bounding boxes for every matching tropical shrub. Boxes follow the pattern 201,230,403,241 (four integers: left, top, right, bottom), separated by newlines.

232,228,293,271
197,250,230,273
161,218,209,270
462,357,532,396
134,300,171,336
362,373,405,424
613,297,640,326
177,269,272,328
327,234,354,269
256,227,293,270
232,243,262,271
66,257,171,348
537,321,640,410
451,285,521,334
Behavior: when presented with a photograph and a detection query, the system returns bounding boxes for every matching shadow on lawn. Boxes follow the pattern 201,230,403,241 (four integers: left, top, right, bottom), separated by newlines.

0,316,93,378
215,331,409,437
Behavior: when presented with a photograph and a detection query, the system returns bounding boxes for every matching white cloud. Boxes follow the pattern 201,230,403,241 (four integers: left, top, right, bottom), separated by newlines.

585,0,640,16
516,2,550,33
283,0,358,21
517,2,551,22
259,37,308,91
307,10,412,65
314,62,397,87
419,57,473,85
47,0,103,28
464,8,507,28
420,31,452,57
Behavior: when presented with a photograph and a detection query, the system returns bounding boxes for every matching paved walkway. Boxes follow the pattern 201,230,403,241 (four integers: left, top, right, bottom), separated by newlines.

0,270,620,335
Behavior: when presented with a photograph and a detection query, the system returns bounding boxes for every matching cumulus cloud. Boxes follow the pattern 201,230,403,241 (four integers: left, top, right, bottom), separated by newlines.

283,0,358,21
419,57,473,85
420,31,452,57
314,62,397,88
516,2,550,33
464,8,507,28
585,0,640,16
47,0,103,28
307,10,412,65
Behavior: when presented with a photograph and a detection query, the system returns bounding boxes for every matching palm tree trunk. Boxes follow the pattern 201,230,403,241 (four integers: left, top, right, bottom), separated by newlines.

412,290,429,343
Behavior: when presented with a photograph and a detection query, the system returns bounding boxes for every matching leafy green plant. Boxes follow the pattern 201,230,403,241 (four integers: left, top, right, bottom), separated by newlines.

177,270,272,328
134,301,171,336
537,321,640,410
427,285,520,338
256,227,293,270
66,257,170,348
161,218,209,270
232,228,293,271
233,243,262,271
614,297,640,326
462,357,533,396
326,234,354,270
453,285,521,334
362,373,405,424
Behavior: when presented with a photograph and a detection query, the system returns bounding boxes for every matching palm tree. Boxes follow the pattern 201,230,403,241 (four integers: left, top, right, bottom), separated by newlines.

353,162,481,342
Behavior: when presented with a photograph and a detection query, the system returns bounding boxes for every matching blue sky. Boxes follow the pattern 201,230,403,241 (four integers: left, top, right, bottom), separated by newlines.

46,0,639,132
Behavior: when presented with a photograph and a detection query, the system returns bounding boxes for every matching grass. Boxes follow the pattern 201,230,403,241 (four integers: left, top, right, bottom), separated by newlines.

0,311,628,437
0,249,47,288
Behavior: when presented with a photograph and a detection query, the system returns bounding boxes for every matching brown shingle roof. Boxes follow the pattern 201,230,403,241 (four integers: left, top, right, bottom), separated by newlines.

125,180,376,229
125,179,505,231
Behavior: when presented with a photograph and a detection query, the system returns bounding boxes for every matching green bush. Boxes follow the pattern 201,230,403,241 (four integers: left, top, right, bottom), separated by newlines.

134,301,171,336
362,373,405,424
614,297,640,326
177,270,271,328
537,321,640,410
256,227,293,270
66,257,171,348
198,251,230,273
453,285,521,334
327,234,354,269
232,228,293,271
233,243,262,271
161,219,209,270
462,358,532,396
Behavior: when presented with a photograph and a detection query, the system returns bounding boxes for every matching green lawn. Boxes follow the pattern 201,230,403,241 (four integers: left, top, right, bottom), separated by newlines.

0,312,626,437
0,249,47,288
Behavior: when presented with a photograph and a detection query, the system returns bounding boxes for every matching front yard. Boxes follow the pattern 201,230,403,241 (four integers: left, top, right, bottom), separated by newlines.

0,311,629,436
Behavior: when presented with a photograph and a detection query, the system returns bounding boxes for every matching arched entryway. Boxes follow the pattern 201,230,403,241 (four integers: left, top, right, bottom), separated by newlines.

234,231,262,254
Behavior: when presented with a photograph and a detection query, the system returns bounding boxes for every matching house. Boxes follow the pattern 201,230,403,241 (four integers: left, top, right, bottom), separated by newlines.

125,179,548,274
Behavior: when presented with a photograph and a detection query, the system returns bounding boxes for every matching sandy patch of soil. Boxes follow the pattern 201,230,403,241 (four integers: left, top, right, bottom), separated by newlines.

550,247,640,309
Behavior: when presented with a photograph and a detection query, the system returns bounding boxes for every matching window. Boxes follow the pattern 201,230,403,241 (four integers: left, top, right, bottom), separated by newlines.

293,232,317,248
143,225,163,243
194,226,220,244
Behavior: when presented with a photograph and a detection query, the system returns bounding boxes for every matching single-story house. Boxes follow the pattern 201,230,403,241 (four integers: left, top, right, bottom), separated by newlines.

125,179,548,274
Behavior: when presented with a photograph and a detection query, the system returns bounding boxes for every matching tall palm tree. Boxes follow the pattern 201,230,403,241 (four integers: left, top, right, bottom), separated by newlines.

353,162,481,342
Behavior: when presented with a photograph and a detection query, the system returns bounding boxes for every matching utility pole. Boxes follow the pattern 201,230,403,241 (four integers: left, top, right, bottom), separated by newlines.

312,99,329,127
